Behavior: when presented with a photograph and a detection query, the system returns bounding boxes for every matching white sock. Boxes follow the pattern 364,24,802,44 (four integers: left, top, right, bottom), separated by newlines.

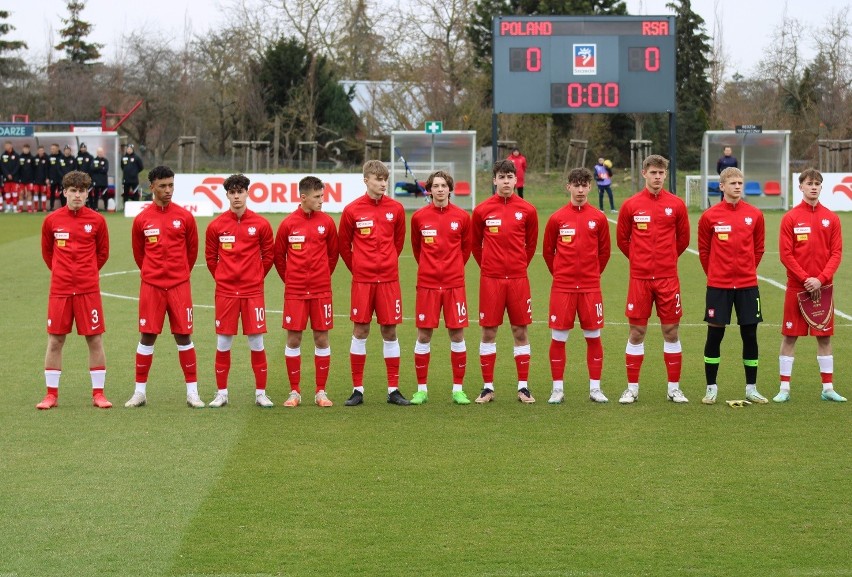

552,380,564,391
186,382,198,396
817,355,833,390
45,369,61,389
779,355,794,391
90,368,106,389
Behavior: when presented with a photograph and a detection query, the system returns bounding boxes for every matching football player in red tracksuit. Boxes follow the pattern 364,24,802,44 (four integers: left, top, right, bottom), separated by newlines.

775,168,846,403
542,167,611,405
508,147,527,198
409,170,473,405
274,176,340,408
697,167,767,405
338,160,409,406
205,174,275,408
615,154,690,404
472,159,539,404
125,166,203,408
37,171,111,410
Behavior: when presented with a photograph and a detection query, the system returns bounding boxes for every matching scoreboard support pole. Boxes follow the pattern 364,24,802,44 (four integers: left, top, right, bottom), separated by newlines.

669,111,677,194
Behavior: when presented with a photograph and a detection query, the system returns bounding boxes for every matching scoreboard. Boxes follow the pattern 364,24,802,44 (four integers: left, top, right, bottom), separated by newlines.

492,16,676,114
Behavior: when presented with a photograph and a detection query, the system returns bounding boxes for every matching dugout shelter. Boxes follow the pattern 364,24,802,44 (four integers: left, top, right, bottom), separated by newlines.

689,130,791,210
2,131,122,207
389,131,477,210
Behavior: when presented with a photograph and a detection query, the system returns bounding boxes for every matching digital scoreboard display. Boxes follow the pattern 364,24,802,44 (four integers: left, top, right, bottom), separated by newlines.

493,16,676,114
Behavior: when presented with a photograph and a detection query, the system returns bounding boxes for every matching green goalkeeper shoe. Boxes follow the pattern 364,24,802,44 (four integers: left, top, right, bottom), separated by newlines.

821,389,847,402
772,390,790,403
452,390,471,405
410,390,428,405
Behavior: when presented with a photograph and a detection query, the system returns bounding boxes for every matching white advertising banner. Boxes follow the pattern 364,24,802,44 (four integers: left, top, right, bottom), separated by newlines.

172,173,364,213
792,173,852,211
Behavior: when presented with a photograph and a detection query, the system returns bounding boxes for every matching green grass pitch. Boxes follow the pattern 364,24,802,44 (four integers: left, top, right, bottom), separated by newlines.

1,188,850,577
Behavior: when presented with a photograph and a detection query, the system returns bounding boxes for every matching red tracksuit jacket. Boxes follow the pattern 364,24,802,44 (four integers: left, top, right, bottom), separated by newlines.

132,202,198,289
543,203,610,292
205,208,274,297
274,208,339,298
41,206,109,296
338,193,405,283
698,200,765,288
616,188,689,279
410,202,471,289
472,193,538,279
780,201,842,290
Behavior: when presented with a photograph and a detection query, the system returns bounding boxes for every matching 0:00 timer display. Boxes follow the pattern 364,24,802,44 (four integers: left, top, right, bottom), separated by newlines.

550,83,620,109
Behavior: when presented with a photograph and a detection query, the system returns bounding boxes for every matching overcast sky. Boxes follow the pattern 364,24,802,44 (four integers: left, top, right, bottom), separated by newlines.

5,0,850,77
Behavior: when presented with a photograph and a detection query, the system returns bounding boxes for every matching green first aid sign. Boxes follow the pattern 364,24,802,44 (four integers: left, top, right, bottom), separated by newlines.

425,121,443,134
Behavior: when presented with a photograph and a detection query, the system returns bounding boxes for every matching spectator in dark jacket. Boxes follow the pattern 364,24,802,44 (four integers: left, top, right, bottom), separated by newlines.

47,144,64,210
121,143,144,201
1,141,19,213
90,147,110,211
33,145,49,212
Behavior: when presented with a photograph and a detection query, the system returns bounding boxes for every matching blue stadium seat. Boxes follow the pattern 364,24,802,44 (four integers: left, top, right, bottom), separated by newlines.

744,181,762,196
708,181,721,196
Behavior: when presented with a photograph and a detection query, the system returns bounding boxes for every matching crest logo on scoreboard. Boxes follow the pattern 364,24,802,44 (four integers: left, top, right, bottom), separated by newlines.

573,44,597,75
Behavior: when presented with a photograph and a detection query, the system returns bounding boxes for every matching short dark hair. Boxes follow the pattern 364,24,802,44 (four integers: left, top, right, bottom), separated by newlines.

567,167,593,186
493,159,516,177
223,173,250,191
299,176,324,194
148,165,175,183
799,168,823,184
62,170,92,189
426,170,454,192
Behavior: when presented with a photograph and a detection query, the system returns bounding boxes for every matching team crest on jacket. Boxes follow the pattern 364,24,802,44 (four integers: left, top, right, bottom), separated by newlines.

515,211,523,220
84,224,93,233
248,226,257,236
317,225,326,234
822,219,830,228
588,221,596,230
665,207,673,216
172,219,181,229
745,217,753,226
450,221,459,231
385,212,394,221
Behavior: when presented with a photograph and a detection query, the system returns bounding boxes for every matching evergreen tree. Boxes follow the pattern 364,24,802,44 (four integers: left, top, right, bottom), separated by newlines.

55,0,102,65
258,38,358,145
666,0,712,169
0,10,27,80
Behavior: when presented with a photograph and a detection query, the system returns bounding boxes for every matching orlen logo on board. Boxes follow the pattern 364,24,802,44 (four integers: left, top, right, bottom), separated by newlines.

832,175,852,200
193,176,342,208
